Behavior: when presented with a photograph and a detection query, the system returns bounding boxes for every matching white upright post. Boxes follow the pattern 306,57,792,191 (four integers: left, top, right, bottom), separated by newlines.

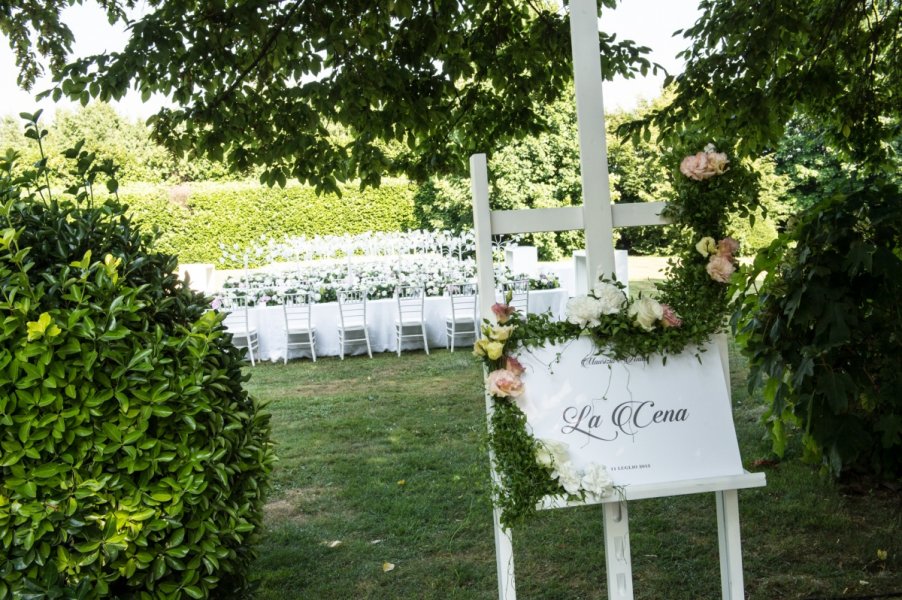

471,154,499,319
471,153,517,600
716,490,746,599
570,2,636,598
603,501,635,600
569,0,616,287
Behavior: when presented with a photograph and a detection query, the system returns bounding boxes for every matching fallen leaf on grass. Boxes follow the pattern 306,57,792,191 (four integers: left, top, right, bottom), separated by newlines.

370,539,383,545
751,458,780,468
382,562,395,572
397,479,406,486
321,540,342,548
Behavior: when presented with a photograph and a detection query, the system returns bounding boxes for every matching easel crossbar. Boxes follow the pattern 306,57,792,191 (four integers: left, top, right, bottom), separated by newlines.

537,471,766,510
489,202,670,236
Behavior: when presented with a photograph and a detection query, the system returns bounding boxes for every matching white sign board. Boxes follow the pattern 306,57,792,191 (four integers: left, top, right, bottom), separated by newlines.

514,338,744,487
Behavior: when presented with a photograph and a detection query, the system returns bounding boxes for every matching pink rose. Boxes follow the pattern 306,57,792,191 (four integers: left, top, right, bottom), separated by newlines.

717,237,740,258
505,355,525,376
660,303,682,328
706,255,736,283
491,302,516,324
487,369,525,398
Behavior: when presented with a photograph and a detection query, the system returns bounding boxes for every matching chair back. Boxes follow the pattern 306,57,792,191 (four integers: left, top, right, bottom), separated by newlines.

502,278,530,314
281,291,313,332
447,282,479,322
395,285,425,325
222,291,253,331
338,289,368,329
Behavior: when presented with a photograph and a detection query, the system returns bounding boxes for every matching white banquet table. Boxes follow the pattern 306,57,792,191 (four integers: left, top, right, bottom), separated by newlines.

242,288,569,362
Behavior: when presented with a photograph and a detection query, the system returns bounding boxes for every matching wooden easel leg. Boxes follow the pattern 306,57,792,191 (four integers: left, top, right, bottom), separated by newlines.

603,501,634,600
492,506,516,599
716,489,745,599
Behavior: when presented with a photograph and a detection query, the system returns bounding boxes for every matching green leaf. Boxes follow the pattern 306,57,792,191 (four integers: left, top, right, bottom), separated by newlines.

19,480,37,498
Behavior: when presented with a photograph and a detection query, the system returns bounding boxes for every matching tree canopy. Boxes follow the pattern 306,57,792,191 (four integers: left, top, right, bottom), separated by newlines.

2,0,660,192
621,0,901,168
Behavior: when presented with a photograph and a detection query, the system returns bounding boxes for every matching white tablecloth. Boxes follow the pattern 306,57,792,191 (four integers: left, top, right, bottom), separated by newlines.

244,288,569,362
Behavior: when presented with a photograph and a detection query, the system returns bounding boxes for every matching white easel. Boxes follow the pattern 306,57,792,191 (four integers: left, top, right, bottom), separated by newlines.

470,1,765,598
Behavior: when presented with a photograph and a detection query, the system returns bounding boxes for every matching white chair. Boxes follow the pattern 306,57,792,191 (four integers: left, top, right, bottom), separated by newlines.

502,278,530,315
337,289,372,359
445,282,479,352
281,291,316,364
222,293,260,366
395,285,429,356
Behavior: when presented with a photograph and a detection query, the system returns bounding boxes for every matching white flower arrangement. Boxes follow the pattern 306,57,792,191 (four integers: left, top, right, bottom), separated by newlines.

565,296,605,328
592,281,628,315
536,439,615,500
218,256,559,306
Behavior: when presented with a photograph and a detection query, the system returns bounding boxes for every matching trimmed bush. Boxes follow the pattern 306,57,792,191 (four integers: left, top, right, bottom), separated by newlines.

0,141,274,597
735,180,902,478
121,180,417,266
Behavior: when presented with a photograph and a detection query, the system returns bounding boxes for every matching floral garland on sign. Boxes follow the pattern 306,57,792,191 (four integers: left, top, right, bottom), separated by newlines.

476,144,761,526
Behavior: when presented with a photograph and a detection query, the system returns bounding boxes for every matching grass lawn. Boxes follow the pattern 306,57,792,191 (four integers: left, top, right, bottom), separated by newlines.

245,345,901,599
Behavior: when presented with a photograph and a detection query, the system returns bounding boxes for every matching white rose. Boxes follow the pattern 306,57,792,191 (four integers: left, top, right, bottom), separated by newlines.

535,439,570,469
552,462,583,495
592,282,627,315
566,296,604,328
581,463,614,498
629,297,664,331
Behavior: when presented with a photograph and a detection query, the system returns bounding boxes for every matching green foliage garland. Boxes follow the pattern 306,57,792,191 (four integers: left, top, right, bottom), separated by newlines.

478,143,762,526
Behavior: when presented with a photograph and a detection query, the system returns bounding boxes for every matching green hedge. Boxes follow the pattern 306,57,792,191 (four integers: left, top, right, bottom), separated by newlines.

121,180,417,266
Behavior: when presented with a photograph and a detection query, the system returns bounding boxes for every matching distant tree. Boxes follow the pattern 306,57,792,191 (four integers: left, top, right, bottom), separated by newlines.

0,104,260,184
51,103,173,182
774,114,902,212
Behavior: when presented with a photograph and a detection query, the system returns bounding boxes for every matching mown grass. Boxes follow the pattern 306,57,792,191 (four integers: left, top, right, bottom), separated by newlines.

246,345,901,599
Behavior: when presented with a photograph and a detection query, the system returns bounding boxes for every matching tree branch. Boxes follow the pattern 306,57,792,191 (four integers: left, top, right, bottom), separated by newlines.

196,0,305,118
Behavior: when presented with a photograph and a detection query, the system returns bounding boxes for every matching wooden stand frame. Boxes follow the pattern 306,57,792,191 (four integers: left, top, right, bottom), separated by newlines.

470,3,765,598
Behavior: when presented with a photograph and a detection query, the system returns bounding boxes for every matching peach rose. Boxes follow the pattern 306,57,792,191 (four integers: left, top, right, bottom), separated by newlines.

680,152,710,180
505,355,525,376
707,151,729,175
706,255,736,283
680,148,729,180
717,236,740,258
487,369,525,398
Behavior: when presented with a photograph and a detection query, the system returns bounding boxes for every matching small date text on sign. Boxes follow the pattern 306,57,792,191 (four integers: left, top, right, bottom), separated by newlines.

514,338,744,487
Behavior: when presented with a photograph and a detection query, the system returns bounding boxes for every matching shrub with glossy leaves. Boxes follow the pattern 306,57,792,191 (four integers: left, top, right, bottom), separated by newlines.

734,180,902,479
0,116,274,599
